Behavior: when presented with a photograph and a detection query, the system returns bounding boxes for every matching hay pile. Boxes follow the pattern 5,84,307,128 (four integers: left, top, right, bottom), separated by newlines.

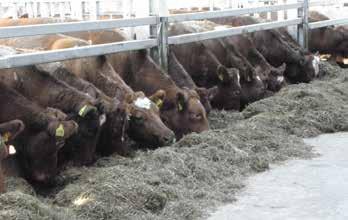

0,62,347,220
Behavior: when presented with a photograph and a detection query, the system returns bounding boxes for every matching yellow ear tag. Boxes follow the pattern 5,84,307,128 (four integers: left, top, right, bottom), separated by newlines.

3,132,11,143
178,103,183,112
155,99,163,109
218,73,224,81
79,105,88,117
55,124,65,138
0,136,5,149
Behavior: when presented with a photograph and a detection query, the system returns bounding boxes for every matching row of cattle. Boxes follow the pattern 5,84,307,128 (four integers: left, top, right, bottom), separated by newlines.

0,11,346,192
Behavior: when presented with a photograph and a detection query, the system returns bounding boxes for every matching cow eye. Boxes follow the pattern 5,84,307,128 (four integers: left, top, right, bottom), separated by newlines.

131,116,144,124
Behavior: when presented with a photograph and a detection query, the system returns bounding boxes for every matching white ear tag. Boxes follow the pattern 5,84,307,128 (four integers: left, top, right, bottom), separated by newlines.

99,114,107,126
9,145,16,155
277,76,284,83
312,56,320,77
237,73,241,87
134,97,151,110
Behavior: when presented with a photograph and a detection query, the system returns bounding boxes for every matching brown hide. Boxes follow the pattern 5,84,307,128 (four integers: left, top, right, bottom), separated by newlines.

0,17,66,27
206,22,287,92
0,19,208,139
211,16,318,83
308,11,348,58
0,120,24,193
39,63,131,156
0,47,102,166
0,83,78,183
170,22,268,109
64,30,209,139
168,51,214,114
12,33,175,148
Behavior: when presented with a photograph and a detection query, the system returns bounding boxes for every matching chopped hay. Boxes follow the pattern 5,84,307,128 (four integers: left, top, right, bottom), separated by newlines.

0,61,347,220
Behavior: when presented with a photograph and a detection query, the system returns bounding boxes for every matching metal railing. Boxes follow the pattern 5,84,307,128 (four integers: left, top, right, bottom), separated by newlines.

0,0,347,71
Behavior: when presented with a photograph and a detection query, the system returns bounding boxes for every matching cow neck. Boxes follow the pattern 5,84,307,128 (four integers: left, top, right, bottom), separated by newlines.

205,47,224,70
269,30,302,63
168,51,196,89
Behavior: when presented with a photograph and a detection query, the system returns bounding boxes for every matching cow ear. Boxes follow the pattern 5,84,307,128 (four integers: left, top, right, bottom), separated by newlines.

278,63,287,73
97,55,107,65
149,90,166,109
207,86,219,101
125,93,135,104
137,49,148,59
176,92,187,112
216,65,231,83
0,120,25,142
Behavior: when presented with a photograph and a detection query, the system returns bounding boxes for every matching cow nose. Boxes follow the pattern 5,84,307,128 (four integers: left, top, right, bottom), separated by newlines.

163,131,175,145
32,172,50,183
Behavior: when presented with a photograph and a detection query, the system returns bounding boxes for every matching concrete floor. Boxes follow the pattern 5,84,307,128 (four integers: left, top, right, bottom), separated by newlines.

208,132,348,220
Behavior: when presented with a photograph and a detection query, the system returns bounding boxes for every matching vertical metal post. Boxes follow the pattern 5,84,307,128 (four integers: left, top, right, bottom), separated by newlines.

96,1,100,19
158,16,169,73
297,0,309,49
209,0,214,11
149,0,159,63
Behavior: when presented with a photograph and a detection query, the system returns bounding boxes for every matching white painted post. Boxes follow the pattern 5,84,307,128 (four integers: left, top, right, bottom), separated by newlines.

158,0,169,72
89,0,98,20
149,0,159,61
209,0,214,11
96,1,100,19
59,2,65,18
81,1,86,20
297,0,309,49
13,3,19,19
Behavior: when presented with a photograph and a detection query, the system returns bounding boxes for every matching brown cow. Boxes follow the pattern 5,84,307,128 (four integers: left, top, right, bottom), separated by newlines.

41,62,175,153
0,82,78,183
0,46,103,166
169,22,267,109
0,19,208,138
30,36,176,149
0,120,24,193
0,17,71,27
4,33,176,150
308,11,348,61
168,51,216,114
195,20,287,92
210,16,320,84
64,30,209,139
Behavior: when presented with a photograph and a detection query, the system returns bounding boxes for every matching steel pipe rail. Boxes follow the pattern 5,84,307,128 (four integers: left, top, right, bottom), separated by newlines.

0,39,157,69
0,16,158,39
167,3,302,23
309,18,348,29
168,18,302,45
309,0,345,7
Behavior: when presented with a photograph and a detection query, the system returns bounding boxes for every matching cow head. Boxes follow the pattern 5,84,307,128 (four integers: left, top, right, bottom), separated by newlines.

329,26,348,57
17,119,77,183
195,87,215,114
0,120,24,193
65,103,103,166
159,88,209,139
210,65,242,110
126,91,175,148
0,120,24,162
97,100,131,156
240,73,267,109
267,63,287,92
286,51,320,83
0,120,25,146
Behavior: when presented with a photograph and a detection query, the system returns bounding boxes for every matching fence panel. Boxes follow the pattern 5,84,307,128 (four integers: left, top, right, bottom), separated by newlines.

0,0,348,71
